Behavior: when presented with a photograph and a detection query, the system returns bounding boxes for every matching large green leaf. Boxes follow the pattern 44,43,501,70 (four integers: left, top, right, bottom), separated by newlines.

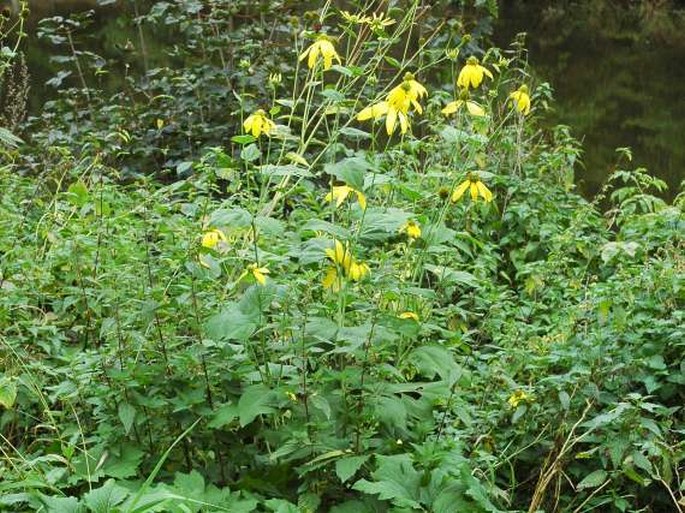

238,384,275,427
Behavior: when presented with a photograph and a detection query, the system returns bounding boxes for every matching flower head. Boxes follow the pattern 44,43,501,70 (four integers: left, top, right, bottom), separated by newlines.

243,109,276,138
299,35,341,71
507,390,531,408
451,173,493,203
323,240,369,289
325,185,367,210
398,311,419,321
399,220,421,239
247,263,269,285
388,73,427,114
509,85,531,115
201,228,227,249
367,12,395,31
340,10,370,25
457,56,494,90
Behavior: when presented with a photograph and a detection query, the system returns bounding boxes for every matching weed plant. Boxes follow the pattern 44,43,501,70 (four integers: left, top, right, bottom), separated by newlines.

0,1,683,512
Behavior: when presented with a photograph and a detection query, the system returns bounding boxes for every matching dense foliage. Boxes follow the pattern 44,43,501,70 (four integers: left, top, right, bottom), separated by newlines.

0,1,683,512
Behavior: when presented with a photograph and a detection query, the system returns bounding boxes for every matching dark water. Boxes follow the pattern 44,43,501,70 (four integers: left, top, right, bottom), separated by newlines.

494,1,685,198
19,1,685,198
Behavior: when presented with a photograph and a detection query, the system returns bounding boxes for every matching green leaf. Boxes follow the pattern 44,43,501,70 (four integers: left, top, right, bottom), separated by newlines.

83,479,129,513
103,445,143,480
238,384,275,427
67,180,89,208
409,345,460,380
264,498,301,513
0,126,23,148
231,134,256,145
335,455,369,483
40,495,83,513
241,144,261,162
577,469,608,490
118,402,136,435
205,303,258,342
325,156,371,191
0,376,17,409
208,402,238,429
352,454,421,508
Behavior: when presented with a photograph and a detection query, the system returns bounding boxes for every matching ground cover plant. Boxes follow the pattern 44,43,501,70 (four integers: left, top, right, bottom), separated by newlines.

0,1,683,512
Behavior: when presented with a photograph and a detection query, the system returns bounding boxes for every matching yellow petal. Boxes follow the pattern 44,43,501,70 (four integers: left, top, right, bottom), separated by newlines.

466,101,485,117
470,182,479,201
398,311,419,321
476,181,493,202
322,267,340,290
357,105,375,121
308,42,321,69
386,107,397,135
355,190,367,210
398,111,409,134
441,101,460,115
451,180,470,202
243,115,254,134
482,66,493,80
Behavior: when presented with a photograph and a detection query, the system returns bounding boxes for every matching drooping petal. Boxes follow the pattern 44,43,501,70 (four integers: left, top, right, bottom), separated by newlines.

482,66,494,80
441,101,460,115
322,266,340,290
451,179,470,202
466,101,485,117
308,42,321,69
386,107,398,135
398,111,409,134
476,181,493,202
470,181,479,201
355,190,367,210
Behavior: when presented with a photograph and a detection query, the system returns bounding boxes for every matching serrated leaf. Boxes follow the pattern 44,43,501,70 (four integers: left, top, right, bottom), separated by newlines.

409,345,460,380
352,454,421,508
238,384,275,427
577,469,608,489
336,455,369,483
240,144,261,162
40,495,82,513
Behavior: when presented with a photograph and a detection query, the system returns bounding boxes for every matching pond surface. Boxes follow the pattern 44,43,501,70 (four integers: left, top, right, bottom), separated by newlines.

21,0,685,198
494,0,685,198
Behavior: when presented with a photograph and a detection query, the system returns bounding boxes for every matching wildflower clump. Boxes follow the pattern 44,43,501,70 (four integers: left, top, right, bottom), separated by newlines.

299,34,341,71
457,56,493,90
451,173,493,203
509,85,531,115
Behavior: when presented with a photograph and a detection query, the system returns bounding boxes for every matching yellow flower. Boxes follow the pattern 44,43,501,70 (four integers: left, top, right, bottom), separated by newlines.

457,56,494,90
247,263,269,285
442,89,485,117
324,185,367,210
201,228,227,249
367,12,395,31
441,99,485,117
507,390,530,408
340,10,370,25
400,220,421,239
243,109,276,138
325,239,352,271
347,260,370,281
323,240,369,288
322,266,343,291
388,72,427,114
357,73,426,136
451,174,493,203
398,311,419,321
299,35,341,71
509,85,531,115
